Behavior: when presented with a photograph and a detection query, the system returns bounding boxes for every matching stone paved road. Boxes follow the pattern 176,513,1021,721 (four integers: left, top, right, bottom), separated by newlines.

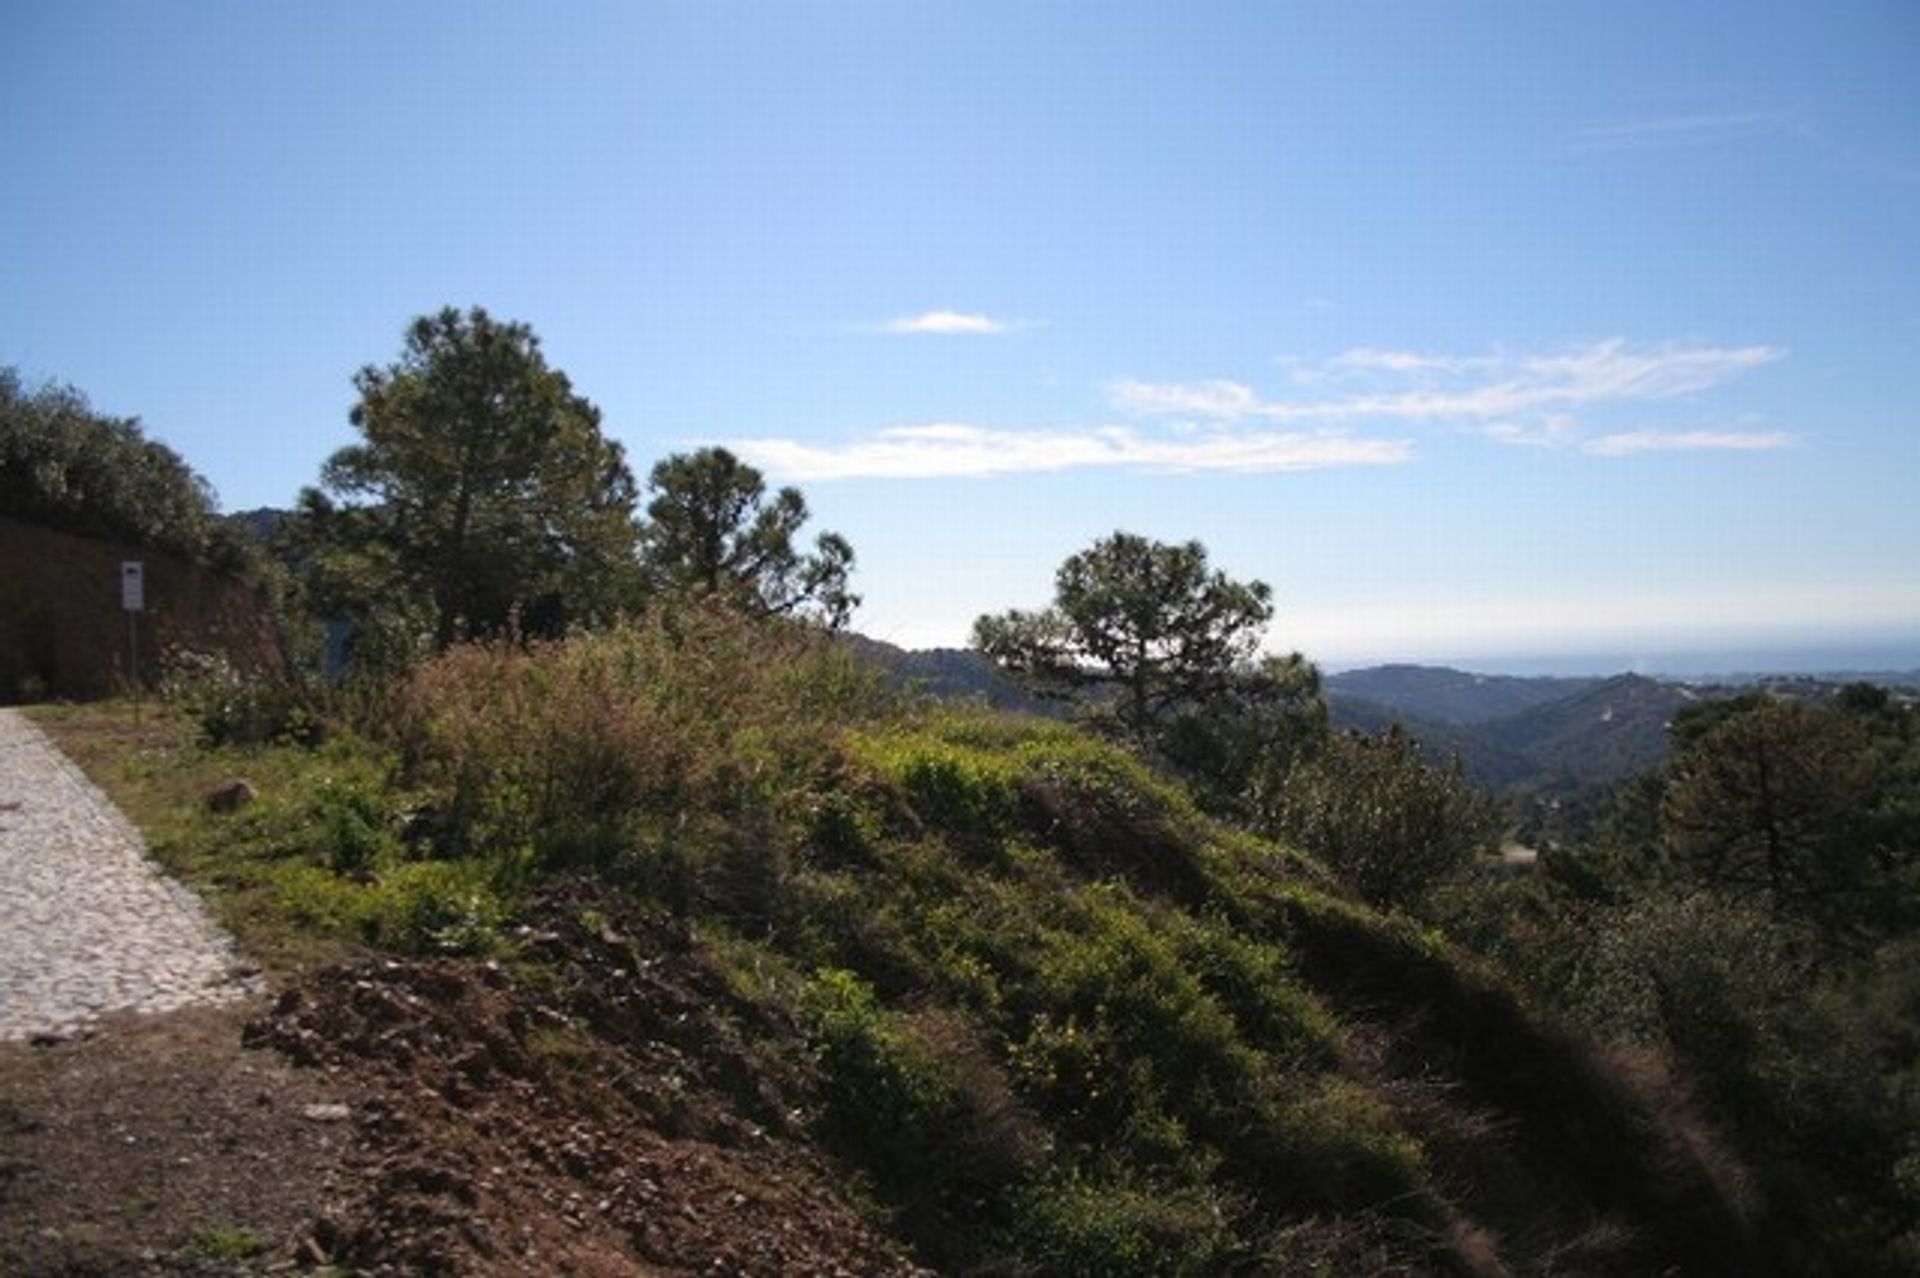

0,708,255,1042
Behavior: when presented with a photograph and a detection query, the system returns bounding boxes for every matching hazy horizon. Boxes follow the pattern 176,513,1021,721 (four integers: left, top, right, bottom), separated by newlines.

861,626,1920,682
1320,644,1920,681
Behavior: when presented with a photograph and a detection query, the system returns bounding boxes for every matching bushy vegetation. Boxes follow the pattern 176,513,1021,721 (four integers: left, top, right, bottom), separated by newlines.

1443,687,1920,1272
1260,725,1498,909
0,366,259,573
381,629,1477,1271
44,599,1778,1272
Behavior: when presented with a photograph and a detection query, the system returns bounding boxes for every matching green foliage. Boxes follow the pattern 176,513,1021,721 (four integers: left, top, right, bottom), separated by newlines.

801,969,1040,1220
1157,652,1328,813
185,1224,265,1262
305,306,641,652
0,366,222,560
1565,888,1917,1267
1264,727,1497,908
162,651,321,748
1663,697,1883,929
640,446,857,628
49,612,1795,1275
1006,1170,1238,1278
275,858,504,955
1448,686,1920,1271
307,772,402,876
974,531,1280,741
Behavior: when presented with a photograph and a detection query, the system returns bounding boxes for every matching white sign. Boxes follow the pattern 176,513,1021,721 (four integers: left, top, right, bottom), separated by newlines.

121,561,145,612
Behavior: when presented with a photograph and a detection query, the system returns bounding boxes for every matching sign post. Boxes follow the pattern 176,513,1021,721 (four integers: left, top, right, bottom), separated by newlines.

121,562,144,724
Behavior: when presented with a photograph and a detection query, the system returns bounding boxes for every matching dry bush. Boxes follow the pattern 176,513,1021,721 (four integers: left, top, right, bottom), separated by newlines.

394,604,889,871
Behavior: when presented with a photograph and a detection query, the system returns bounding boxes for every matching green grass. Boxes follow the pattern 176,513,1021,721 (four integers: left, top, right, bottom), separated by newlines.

26,700,503,969
184,1223,265,1262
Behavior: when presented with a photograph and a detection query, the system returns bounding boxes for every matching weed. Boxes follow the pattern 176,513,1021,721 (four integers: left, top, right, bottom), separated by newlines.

185,1224,264,1261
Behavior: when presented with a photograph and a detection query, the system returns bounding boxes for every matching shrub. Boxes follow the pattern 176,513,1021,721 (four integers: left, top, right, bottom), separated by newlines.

395,606,889,874
800,968,1040,1238
163,649,321,748
1263,727,1496,909
272,858,503,955
307,772,401,876
1006,1170,1239,1278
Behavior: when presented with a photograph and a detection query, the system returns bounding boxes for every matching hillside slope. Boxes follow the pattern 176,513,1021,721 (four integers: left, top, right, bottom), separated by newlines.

1326,665,1600,725
1331,671,1689,795
366,621,1761,1274
16,623,1769,1274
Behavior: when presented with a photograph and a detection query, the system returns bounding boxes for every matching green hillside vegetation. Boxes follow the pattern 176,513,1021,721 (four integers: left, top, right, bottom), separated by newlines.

1433,685,1920,1274
101,609,1758,1275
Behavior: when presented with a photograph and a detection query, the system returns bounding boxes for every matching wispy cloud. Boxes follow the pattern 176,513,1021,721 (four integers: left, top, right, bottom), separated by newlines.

1482,414,1579,449
1106,378,1260,418
1570,111,1800,153
881,310,1009,335
1326,347,1476,376
1111,339,1783,426
729,423,1412,481
734,337,1785,482
1581,429,1793,457
1571,110,1920,188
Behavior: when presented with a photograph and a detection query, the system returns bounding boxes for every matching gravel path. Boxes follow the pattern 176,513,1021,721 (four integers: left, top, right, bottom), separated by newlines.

0,708,255,1042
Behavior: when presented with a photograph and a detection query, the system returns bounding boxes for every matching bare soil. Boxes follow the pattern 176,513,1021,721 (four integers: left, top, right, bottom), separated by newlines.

0,1001,352,1276
1,884,933,1277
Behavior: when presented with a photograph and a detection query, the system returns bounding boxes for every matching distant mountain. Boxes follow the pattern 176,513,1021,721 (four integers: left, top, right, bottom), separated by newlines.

855,651,1694,796
1325,664,1599,725
1329,668,1691,795
1327,693,1536,789
843,635,1055,715
1477,673,1690,791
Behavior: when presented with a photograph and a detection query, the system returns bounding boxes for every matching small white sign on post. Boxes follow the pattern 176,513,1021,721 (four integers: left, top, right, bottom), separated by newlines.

121,561,145,612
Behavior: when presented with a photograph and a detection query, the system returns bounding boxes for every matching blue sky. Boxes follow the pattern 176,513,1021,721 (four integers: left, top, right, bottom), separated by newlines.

5,2,1917,671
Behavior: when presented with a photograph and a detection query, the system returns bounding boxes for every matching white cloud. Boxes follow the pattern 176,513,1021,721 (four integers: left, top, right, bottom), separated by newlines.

1105,378,1261,419
1112,340,1783,426
1581,429,1794,457
1482,414,1578,448
881,310,1008,335
729,423,1412,481
732,337,1787,485
1327,347,1476,376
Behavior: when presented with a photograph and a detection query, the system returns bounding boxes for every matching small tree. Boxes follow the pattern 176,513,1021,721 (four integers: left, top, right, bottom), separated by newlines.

308,307,640,650
639,446,857,628
1157,652,1327,811
973,532,1275,743
1264,727,1497,908
1662,698,1877,927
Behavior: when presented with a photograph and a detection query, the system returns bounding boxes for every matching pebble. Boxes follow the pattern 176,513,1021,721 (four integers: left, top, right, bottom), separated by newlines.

0,708,258,1042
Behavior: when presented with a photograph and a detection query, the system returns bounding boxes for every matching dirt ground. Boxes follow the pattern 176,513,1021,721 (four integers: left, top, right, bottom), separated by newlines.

1,887,934,1277
0,1000,353,1276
